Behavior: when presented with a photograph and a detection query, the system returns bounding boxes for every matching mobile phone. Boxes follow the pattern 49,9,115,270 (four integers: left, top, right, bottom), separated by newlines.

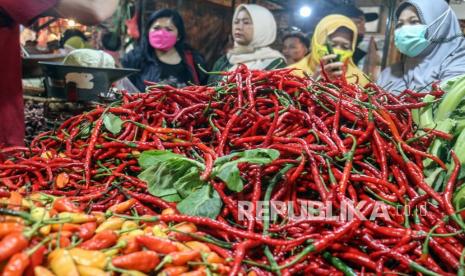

325,41,341,73
325,41,340,63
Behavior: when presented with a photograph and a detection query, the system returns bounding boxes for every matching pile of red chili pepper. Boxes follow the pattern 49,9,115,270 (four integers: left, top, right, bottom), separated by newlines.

1,65,464,275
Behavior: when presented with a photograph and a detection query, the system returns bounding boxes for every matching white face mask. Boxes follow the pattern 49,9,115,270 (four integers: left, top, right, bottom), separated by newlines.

394,7,451,57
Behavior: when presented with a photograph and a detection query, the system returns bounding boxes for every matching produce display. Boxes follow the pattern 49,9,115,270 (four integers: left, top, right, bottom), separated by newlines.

1,66,465,275
0,191,228,275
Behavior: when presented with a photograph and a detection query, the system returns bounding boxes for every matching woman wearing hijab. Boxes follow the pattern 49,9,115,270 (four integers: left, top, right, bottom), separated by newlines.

122,9,207,91
209,4,285,83
378,0,465,93
290,15,369,86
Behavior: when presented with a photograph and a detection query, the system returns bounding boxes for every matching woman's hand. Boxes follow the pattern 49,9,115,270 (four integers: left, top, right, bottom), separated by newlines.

312,54,344,80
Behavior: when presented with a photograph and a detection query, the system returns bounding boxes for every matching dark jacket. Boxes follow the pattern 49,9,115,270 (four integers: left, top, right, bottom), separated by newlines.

122,47,207,91
121,11,208,91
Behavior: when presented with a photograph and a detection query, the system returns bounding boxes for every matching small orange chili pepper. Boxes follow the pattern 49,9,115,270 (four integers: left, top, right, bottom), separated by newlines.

135,235,179,254
51,223,81,232
55,172,70,189
8,192,23,211
108,198,136,214
160,266,189,276
52,198,81,213
165,250,201,266
0,223,24,238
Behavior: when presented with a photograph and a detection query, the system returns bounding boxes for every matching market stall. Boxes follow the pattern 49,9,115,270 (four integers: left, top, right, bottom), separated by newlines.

1,65,465,275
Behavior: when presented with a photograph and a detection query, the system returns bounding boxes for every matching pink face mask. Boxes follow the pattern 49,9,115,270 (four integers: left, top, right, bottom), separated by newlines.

148,29,177,51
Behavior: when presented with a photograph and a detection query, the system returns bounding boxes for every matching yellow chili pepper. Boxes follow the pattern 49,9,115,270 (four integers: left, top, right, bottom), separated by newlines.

40,150,54,159
96,217,125,233
20,199,31,209
34,265,55,276
39,225,52,236
206,252,225,264
29,192,44,202
161,208,176,215
121,270,148,276
77,265,111,276
127,229,144,237
121,220,139,232
57,212,96,224
0,198,9,207
69,248,108,269
104,248,120,257
91,211,106,224
31,207,49,222
175,242,191,252
48,248,79,276
184,241,211,253
152,225,168,237
30,206,52,235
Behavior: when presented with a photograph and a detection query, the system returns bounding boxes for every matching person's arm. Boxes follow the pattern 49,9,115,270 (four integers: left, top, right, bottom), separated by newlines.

44,0,118,25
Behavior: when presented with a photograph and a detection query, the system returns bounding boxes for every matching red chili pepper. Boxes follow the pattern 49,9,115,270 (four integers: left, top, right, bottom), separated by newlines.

112,250,159,273
337,135,357,200
444,151,460,217
2,252,29,276
77,222,97,241
24,245,46,276
79,230,117,250
124,189,173,210
229,240,259,276
84,117,104,189
0,232,29,262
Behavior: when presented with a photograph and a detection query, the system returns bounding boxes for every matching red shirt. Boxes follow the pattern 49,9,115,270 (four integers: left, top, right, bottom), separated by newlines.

0,0,57,146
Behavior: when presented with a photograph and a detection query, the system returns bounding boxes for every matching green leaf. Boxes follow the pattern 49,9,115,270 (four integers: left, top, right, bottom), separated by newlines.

138,163,180,198
161,193,182,203
216,162,243,192
137,150,207,202
458,166,465,180
176,185,222,219
453,184,465,210
213,149,279,192
138,150,204,170
214,149,279,166
103,113,123,135
173,167,205,198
